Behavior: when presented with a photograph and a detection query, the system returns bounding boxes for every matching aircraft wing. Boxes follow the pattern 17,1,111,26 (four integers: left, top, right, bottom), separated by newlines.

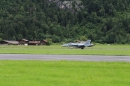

62,43,80,47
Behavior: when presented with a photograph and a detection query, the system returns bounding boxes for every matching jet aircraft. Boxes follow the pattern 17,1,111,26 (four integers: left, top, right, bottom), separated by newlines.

62,40,94,49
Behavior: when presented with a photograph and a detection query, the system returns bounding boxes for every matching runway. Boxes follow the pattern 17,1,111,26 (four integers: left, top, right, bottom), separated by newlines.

0,54,130,62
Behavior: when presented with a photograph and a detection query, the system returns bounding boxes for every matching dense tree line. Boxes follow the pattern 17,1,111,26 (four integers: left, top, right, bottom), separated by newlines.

0,0,130,44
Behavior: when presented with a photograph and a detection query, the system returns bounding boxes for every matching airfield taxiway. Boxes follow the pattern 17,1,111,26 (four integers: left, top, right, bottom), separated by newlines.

0,54,130,62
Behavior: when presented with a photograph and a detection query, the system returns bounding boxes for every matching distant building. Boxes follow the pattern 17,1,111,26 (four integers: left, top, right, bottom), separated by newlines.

28,41,41,45
0,39,48,45
0,40,19,45
40,40,47,45
19,39,29,45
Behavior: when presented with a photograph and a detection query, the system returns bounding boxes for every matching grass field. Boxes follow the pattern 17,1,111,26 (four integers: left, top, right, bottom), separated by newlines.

0,61,130,86
0,44,130,55
0,44,130,86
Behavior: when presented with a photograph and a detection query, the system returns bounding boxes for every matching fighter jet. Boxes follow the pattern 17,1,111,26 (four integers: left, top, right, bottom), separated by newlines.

62,40,94,49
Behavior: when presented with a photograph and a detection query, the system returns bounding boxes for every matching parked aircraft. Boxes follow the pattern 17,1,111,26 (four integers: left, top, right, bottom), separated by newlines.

62,40,94,49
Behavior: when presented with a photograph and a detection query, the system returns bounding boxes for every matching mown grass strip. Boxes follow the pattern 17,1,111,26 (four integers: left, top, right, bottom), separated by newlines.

0,61,130,86
0,44,130,55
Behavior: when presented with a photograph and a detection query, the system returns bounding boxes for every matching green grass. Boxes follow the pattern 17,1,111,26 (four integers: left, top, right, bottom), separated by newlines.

0,45,130,85
0,61,130,86
0,44,130,55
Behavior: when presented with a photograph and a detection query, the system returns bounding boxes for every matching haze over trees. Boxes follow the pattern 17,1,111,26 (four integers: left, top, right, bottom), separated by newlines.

0,0,130,44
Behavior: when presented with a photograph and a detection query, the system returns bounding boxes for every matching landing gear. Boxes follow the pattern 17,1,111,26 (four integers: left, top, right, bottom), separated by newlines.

81,46,85,49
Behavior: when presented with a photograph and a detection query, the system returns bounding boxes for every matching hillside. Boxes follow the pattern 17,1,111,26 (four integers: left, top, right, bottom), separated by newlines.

0,0,130,44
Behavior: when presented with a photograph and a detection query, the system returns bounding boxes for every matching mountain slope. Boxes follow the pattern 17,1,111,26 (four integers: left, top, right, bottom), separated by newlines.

0,0,130,43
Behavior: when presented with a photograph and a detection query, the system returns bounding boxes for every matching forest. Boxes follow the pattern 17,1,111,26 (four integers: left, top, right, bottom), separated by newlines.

0,0,130,44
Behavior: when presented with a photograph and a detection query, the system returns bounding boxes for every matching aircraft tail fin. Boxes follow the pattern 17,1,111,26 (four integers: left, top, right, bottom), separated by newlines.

84,40,92,46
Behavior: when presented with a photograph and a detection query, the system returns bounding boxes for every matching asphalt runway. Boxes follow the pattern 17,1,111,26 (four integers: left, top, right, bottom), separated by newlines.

0,54,130,62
